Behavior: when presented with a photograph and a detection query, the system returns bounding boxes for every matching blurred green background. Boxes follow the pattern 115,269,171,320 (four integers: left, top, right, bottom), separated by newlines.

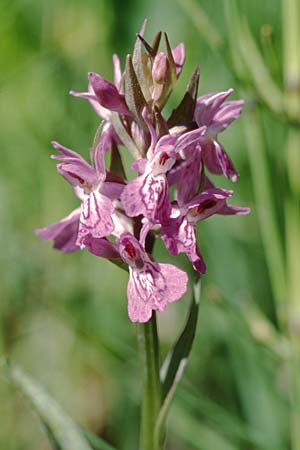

1,0,299,449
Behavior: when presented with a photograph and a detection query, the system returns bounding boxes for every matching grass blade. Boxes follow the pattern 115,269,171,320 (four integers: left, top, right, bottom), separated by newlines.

155,277,201,447
8,364,116,450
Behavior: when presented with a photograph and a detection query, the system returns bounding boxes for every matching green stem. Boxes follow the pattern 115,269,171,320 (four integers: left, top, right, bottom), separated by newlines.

282,0,300,448
287,206,300,450
138,313,162,450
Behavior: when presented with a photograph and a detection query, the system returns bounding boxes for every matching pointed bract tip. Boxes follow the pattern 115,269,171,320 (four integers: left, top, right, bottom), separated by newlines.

51,140,59,150
141,18,148,28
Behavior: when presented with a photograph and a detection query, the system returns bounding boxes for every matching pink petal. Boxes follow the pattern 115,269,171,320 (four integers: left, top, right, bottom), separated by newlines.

158,263,188,303
202,140,239,182
211,100,244,133
172,43,185,76
176,151,202,206
127,268,153,323
127,262,188,323
100,181,125,200
35,208,80,253
121,176,145,218
214,141,239,182
56,161,97,188
218,204,251,216
113,54,122,90
112,211,134,238
51,141,85,160
177,221,206,273
82,235,120,259
175,127,206,155
195,89,234,126
70,86,111,120
189,246,207,274
51,141,98,187
141,173,171,223
93,132,107,176
88,72,130,115
131,158,147,174
186,188,233,221
77,191,114,246
162,218,206,274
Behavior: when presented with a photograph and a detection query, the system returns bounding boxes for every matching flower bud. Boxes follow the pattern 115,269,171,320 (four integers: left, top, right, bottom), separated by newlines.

151,53,171,103
152,52,170,84
88,72,129,115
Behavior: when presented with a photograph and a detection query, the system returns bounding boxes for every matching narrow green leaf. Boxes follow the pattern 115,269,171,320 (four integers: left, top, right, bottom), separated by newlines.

170,404,239,450
167,66,200,127
136,31,162,58
161,277,201,398
8,364,116,450
163,33,177,87
154,277,201,447
176,0,223,49
243,110,286,323
282,0,300,120
124,55,147,125
177,386,263,446
111,113,140,159
132,19,151,101
237,17,284,114
133,19,147,69
151,31,162,57
92,122,105,151
43,422,63,450
223,0,249,80
137,34,155,57
227,319,286,449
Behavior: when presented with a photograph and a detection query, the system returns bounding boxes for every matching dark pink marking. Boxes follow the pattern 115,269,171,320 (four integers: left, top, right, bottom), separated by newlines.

125,241,140,260
67,171,85,184
159,152,170,166
197,199,217,214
